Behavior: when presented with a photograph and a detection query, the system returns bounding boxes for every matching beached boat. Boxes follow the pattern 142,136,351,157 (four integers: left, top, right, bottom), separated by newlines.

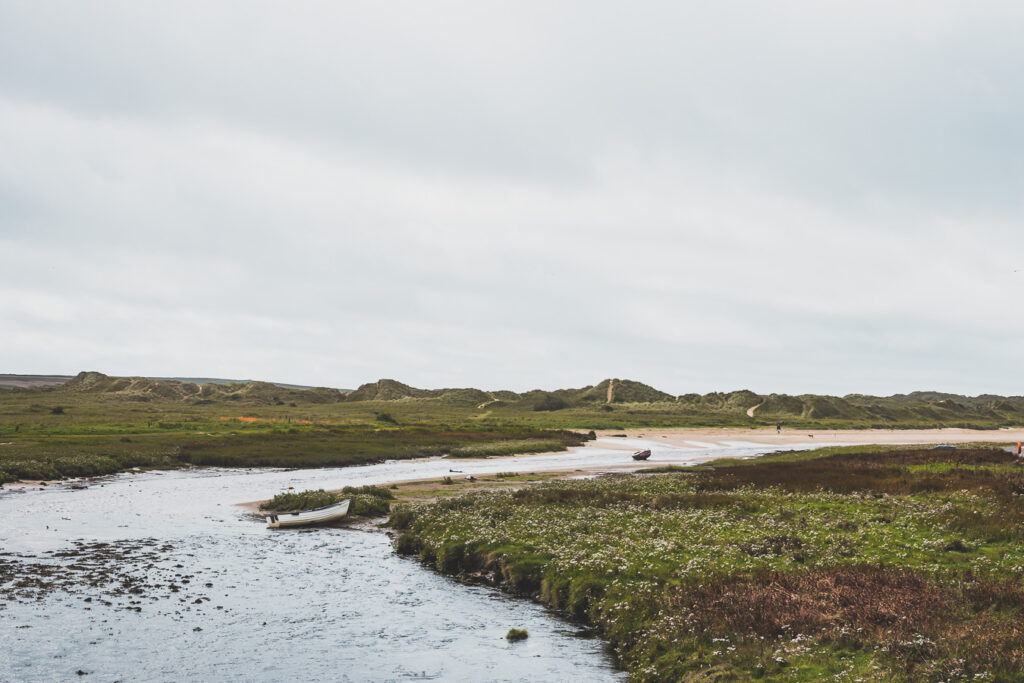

266,499,350,529
632,449,652,461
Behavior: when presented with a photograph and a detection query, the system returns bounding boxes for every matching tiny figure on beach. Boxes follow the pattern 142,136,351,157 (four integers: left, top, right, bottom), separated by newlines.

776,423,781,434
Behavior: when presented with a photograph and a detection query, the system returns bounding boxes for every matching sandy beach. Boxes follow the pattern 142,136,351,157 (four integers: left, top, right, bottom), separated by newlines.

594,427,1024,450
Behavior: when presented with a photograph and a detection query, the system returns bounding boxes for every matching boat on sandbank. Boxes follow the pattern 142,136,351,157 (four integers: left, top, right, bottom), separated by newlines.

266,498,350,528
632,449,652,461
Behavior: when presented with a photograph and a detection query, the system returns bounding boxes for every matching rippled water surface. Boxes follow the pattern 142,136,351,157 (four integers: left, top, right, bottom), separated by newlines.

0,438,817,681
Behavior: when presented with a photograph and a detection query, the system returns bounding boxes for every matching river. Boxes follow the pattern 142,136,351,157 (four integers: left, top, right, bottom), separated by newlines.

0,438,817,681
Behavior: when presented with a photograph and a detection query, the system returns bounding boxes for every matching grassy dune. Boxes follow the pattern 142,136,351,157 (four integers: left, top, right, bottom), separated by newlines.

391,446,1024,681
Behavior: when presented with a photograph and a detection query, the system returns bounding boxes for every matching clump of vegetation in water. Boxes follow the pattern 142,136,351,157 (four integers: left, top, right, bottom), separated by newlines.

505,628,528,642
259,489,339,512
259,487,392,517
393,446,1024,681
341,485,395,500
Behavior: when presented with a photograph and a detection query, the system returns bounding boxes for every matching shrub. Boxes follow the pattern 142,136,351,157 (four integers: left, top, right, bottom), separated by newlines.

394,532,421,555
341,485,395,500
436,540,466,573
349,494,390,517
259,489,339,512
505,628,529,642
533,395,568,412
388,507,415,529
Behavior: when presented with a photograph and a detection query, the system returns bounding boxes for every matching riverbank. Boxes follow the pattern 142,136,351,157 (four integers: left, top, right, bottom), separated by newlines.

0,426,591,484
594,426,1024,449
391,444,1024,680
234,427,1024,511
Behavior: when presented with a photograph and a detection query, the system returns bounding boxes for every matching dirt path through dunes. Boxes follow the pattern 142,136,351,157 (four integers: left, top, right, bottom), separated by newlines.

476,393,499,409
746,401,764,418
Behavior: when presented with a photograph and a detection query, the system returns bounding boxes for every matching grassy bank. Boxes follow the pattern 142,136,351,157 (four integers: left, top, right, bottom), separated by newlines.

0,426,590,484
391,445,1024,681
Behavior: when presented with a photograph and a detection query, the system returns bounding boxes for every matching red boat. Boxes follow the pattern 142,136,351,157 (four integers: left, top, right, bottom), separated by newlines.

632,449,652,461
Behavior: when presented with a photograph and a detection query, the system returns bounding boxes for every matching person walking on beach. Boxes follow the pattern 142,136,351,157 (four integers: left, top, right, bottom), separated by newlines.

776,423,781,434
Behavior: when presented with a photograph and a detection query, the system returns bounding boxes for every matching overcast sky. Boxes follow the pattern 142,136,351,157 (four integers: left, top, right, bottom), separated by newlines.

2,2,1023,395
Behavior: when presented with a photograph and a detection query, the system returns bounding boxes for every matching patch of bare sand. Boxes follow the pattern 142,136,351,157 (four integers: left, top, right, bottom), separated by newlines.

596,427,1024,449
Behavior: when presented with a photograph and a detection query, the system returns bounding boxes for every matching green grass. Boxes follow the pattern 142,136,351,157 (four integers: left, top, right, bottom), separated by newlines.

1,376,1021,484
391,446,1024,681
0,412,590,483
447,438,570,458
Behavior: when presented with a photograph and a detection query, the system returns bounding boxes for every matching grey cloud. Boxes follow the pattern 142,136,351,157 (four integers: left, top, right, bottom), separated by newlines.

1,2,1022,393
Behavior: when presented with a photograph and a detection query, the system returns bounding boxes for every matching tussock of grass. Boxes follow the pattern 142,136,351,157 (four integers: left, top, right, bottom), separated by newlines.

394,446,1024,680
259,489,339,512
259,488,391,517
340,485,395,500
505,628,529,641
638,465,689,473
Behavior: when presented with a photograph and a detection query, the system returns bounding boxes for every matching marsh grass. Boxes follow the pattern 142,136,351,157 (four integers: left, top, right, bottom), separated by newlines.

0,423,587,483
1,379,1017,484
258,488,392,517
447,438,572,458
394,446,1024,680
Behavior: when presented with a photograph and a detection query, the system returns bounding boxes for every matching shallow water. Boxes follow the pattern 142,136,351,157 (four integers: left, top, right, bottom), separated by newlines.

0,438,817,681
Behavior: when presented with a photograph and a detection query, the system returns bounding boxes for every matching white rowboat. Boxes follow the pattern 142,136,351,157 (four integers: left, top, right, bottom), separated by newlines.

265,499,350,529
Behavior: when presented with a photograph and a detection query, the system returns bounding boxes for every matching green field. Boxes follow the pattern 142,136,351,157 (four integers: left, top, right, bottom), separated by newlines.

0,374,594,483
391,445,1024,681
3,370,1024,484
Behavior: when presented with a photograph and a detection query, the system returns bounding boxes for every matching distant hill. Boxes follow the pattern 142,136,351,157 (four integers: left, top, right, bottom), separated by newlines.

148,377,324,391
8,371,1024,427
343,379,493,405
56,371,346,405
0,373,347,392
0,374,73,389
